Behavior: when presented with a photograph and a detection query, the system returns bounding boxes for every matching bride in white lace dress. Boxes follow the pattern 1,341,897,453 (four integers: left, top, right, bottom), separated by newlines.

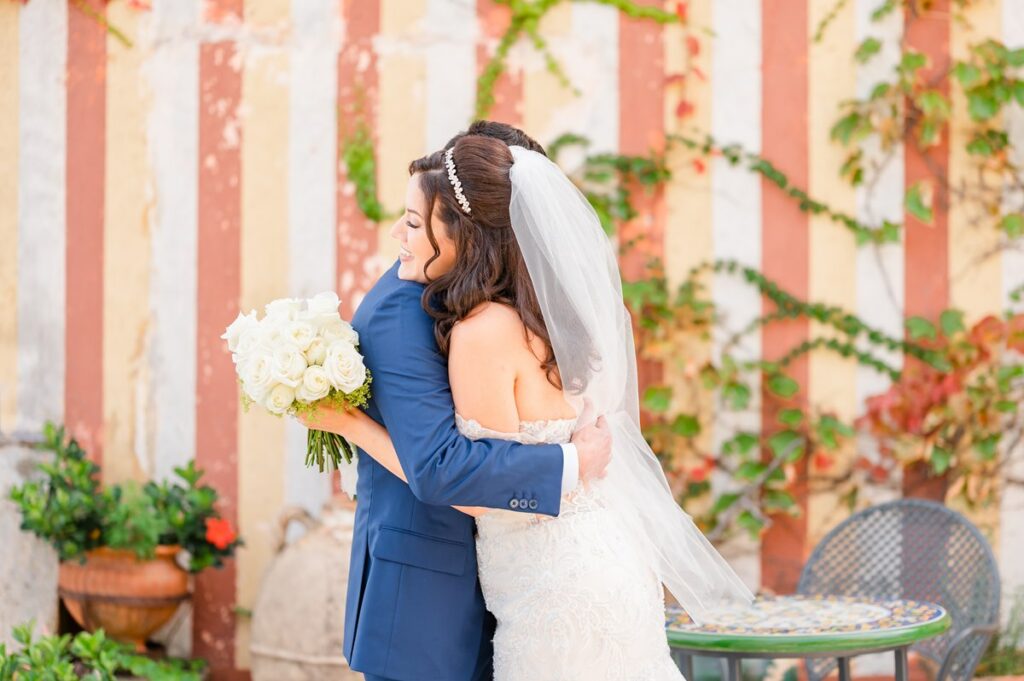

309,126,752,680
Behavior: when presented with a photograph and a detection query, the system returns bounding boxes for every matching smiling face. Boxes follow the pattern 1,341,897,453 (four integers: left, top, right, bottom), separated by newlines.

391,172,458,283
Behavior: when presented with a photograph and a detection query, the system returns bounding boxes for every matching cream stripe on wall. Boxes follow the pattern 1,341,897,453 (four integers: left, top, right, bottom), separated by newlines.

1000,0,1024,620
103,3,151,485
17,0,67,433
425,0,475,149
522,3,573,145
237,0,291,665
947,0,1003,539
710,0,761,589
147,0,199,482
853,0,903,508
285,0,338,525
807,0,858,545
377,0,427,262
0,3,18,432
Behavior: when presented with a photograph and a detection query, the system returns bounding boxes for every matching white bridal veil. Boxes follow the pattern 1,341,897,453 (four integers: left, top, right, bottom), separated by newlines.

507,145,754,623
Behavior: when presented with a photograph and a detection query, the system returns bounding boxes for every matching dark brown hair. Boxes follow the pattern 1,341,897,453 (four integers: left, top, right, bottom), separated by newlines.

407,121,562,389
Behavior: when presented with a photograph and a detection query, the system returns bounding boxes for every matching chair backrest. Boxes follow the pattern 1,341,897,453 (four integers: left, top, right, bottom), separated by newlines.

797,498,1000,681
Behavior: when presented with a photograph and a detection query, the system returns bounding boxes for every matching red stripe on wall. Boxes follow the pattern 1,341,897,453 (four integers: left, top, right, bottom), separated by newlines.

477,0,522,125
65,0,106,468
335,0,379,494
618,0,665,403
902,1,950,502
195,1,243,674
337,0,379,320
760,0,810,594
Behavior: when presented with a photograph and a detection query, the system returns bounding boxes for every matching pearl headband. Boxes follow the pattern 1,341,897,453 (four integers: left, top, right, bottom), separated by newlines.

445,147,472,214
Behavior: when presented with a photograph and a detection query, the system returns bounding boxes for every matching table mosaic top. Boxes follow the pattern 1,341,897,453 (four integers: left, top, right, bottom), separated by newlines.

666,595,950,655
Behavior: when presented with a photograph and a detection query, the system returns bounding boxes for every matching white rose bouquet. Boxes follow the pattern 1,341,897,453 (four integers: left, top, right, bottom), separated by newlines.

221,291,371,472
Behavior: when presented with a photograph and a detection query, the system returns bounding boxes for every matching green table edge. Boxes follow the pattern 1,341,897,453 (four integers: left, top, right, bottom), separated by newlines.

667,610,951,655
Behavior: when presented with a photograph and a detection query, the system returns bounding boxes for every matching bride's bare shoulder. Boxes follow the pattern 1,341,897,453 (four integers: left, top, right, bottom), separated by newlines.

450,302,525,349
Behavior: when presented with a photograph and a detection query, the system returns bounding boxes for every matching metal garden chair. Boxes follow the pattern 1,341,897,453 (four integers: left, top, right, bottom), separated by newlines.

797,498,1000,681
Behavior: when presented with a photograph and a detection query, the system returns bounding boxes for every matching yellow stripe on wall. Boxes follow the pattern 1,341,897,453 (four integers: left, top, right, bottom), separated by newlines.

236,0,291,666
947,0,1003,547
664,1,713,475
377,0,427,264
807,0,858,546
0,3,18,432
103,2,150,485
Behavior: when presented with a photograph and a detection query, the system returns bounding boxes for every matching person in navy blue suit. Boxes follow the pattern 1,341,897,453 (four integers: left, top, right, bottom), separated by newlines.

300,123,614,681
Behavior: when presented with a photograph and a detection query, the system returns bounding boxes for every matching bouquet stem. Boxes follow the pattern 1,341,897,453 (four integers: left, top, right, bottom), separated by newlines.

306,429,355,473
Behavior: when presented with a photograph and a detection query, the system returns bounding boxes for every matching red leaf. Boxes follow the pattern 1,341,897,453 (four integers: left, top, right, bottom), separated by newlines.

664,73,687,87
675,100,695,119
686,35,701,57
691,158,706,174
813,451,834,471
691,66,707,82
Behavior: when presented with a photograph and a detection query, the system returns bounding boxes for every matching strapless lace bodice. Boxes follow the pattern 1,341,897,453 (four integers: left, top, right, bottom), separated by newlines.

454,412,683,681
454,413,577,445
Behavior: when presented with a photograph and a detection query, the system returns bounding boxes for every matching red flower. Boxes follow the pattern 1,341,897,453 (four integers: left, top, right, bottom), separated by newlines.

205,517,236,550
675,2,689,23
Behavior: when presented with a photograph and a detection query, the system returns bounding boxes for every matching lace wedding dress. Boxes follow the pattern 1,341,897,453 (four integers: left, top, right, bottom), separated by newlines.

456,414,685,681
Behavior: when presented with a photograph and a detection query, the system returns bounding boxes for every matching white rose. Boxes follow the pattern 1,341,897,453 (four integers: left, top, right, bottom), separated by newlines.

264,383,295,414
265,297,303,323
323,341,367,393
322,320,359,347
221,310,259,354
235,324,263,360
305,336,328,365
284,320,316,352
239,352,274,400
295,365,331,403
306,291,340,317
271,345,308,388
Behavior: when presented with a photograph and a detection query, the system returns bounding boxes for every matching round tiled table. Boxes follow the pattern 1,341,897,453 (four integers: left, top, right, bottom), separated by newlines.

666,595,950,681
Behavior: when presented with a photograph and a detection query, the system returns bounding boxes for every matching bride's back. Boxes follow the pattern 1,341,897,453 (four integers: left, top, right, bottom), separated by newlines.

448,301,575,431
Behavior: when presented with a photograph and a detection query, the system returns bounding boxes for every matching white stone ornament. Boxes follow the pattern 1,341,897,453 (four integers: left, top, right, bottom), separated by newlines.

445,147,472,214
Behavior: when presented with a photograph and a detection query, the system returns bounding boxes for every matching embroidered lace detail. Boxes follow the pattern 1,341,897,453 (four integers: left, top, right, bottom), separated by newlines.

456,413,685,681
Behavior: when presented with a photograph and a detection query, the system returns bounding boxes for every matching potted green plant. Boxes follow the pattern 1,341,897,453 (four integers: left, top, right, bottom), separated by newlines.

8,422,242,651
0,621,206,680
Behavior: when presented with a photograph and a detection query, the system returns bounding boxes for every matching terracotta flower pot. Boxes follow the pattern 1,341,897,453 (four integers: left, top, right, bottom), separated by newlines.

58,545,190,651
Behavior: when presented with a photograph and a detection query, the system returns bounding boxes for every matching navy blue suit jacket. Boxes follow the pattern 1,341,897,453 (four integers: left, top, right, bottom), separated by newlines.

343,262,565,681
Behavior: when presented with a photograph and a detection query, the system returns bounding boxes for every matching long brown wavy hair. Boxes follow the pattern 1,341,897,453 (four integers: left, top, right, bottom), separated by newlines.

408,121,562,389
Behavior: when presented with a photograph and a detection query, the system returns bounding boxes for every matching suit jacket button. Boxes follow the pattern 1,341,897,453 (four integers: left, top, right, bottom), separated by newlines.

528,499,538,510
509,499,519,509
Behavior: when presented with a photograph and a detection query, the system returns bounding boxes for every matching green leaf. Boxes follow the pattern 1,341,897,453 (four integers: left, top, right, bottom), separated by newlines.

763,489,796,512
999,213,1024,238
940,309,965,337
952,62,982,87
917,90,950,118
906,316,937,340
769,430,805,462
974,435,1000,461
642,386,673,413
778,408,804,428
767,374,799,399
900,50,928,73
931,446,952,474
905,182,934,224
710,492,741,516
670,413,701,438
723,382,752,410
995,400,1017,413
736,461,768,481
967,91,1000,121
855,37,882,64
737,510,765,537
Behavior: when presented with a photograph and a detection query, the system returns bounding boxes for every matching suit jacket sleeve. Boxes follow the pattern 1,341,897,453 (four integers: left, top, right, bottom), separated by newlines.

360,285,564,515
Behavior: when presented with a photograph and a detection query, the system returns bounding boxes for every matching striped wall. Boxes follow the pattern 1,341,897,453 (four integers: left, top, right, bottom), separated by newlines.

1,0,1022,675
